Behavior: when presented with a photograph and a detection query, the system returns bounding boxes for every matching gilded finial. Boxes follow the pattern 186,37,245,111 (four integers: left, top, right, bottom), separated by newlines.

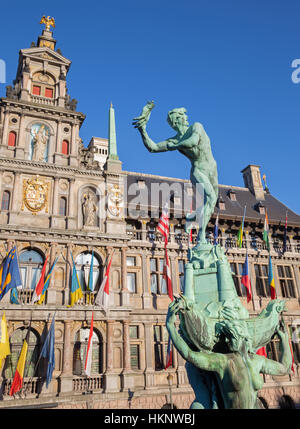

40,15,56,31
110,101,113,109
262,174,270,193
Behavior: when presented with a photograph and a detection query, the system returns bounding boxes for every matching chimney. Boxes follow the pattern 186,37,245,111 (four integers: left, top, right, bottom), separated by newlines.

241,165,265,200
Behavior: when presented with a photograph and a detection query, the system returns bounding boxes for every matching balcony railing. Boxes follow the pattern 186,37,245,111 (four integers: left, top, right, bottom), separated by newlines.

73,375,103,393
126,230,300,253
2,377,40,397
31,95,56,106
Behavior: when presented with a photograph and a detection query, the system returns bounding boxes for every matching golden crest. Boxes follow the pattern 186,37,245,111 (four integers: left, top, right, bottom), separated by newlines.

108,184,123,217
22,176,50,214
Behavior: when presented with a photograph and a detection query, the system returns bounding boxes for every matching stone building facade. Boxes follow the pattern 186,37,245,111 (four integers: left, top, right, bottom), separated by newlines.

0,25,299,409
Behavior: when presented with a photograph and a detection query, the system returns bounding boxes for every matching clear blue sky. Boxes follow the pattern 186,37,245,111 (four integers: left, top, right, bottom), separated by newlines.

1,0,300,214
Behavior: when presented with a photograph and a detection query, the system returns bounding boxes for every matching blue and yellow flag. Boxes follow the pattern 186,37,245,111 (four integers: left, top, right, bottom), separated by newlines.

37,257,58,305
10,288,19,304
68,253,83,307
0,247,22,301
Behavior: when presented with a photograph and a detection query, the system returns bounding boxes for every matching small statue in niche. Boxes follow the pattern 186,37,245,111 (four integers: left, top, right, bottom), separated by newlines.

82,191,97,227
31,125,49,162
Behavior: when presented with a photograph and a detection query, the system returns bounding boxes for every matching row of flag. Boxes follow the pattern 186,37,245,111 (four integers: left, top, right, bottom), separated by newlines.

0,311,56,396
0,247,114,309
213,206,289,254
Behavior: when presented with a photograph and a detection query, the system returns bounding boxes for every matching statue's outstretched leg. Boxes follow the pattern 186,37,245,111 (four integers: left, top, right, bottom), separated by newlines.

190,169,217,244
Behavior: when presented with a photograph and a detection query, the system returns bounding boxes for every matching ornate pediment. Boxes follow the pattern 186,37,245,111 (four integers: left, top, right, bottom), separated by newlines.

20,47,71,67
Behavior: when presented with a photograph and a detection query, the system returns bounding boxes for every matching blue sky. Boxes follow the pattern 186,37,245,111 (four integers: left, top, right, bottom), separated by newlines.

1,0,300,214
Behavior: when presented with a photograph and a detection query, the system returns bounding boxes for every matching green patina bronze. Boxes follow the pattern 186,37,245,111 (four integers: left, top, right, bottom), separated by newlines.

133,102,293,409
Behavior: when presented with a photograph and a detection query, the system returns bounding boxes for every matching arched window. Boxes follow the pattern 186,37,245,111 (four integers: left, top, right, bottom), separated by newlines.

1,190,10,211
73,328,103,375
4,327,40,379
62,140,69,155
8,131,16,147
59,197,67,216
19,249,44,291
75,252,101,294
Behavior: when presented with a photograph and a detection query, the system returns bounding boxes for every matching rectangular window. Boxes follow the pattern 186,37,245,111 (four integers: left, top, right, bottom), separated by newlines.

126,256,136,267
153,325,172,371
130,344,140,369
127,272,136,293
230,262,248,297
254,264,270,297
277,265,296,298
150,257,167,295
289,325,300,364
129,326,138,339
32,85,41,95
45,87,53,98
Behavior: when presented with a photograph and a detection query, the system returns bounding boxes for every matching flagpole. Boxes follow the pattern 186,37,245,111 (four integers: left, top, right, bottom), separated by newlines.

23,311,56,397
17,312,33,397
93,248,115,310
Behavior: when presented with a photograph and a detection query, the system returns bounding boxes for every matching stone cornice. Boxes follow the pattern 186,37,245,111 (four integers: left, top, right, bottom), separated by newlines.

0,98,85,123
0,157,105,178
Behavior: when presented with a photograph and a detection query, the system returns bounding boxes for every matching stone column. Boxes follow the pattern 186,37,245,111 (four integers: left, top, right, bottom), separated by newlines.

104,319,119,392
141,253,152,309
67,179,76,229
52,177,59,216
121,320,134,390
64,244,72,305
11,172,21,212
46,243,57,305
69,122,78,167
169,254,178,296
141,220,148,241
2,111,9,145
15,114,26,158
273,262,281,299
121,247,129,306
292,263,300,299
144,321,155,389
9,173,21,225
56,120,62,154
60,320,73,394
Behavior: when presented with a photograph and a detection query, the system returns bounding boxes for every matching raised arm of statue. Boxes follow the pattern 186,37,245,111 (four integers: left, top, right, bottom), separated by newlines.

133,101,177,153
166,300,226,374
260,321,293,376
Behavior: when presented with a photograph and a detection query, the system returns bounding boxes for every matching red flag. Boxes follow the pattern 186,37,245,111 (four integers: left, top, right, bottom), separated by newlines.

84,312,94,376
256,347,267,357
289,341,295,373
31,255,49,303
163,247,173,302
157,203,170,244
10,328,30,395
241,253,252,303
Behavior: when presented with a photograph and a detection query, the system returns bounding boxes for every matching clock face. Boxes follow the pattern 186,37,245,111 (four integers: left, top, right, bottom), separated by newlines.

23,177,49,213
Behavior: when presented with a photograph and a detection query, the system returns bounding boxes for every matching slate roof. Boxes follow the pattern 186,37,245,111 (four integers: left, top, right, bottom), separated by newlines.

124,171,300,227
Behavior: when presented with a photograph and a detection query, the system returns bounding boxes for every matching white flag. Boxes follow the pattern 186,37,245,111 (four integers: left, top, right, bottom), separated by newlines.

95,253,114,308
84,312,94,377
